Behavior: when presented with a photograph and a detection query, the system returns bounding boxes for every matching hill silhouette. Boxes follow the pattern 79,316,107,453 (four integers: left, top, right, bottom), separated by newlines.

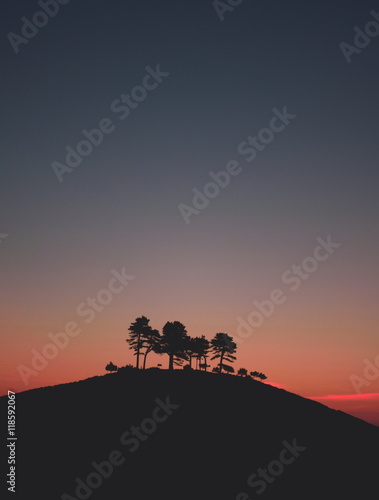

1,369,378,499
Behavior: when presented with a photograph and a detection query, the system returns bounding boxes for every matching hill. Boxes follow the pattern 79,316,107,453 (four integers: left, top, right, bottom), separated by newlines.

1,369,378,499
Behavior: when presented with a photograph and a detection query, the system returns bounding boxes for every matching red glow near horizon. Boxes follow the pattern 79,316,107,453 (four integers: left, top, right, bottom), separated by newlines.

309,392,379,401
308,393,379,426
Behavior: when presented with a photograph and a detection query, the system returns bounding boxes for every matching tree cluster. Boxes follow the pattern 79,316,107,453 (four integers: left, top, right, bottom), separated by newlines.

105,316,268,380
125,316,238,373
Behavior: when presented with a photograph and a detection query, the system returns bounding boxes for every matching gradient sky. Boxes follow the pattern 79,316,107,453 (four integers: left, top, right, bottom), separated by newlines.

1,1,378,425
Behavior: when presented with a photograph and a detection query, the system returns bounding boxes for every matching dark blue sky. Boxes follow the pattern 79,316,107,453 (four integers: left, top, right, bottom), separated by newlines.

1,1,379,408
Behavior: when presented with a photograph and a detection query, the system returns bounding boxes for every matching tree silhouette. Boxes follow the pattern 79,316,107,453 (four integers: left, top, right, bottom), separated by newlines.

210,333,237,373
105,361,118,372
126,316,149,369
126,316,159,369
183,336,197,369
193,336,210,370
238,368,248,377
221,364,235,374
142,328,160,369
160,321,188,370
250,371,267,381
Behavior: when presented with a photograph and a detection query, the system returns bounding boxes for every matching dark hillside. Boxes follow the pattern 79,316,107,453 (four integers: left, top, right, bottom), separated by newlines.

2,369,378,499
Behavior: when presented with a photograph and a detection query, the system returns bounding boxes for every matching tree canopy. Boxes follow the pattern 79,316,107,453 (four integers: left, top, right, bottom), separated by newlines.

159,321,189,370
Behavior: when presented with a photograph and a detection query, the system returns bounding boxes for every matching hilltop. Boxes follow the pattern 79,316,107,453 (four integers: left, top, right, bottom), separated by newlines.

1,369,378,499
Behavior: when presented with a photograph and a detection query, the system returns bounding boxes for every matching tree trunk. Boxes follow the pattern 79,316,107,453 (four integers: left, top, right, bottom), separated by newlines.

143,352,147,370
219,352,224,373
169,354,174,370
143,346,153,370
136,334,141,369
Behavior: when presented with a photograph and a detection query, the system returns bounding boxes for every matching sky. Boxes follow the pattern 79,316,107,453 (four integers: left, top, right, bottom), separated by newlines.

1,0,378,425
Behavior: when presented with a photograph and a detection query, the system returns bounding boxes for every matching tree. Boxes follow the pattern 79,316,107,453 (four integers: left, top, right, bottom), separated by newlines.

210,333,237,373
126,316,159,369
126,316,149,369
184,335,210,370
250,371,267,381
105,361,118,372
183,336,197,369
238,368,248,377
222,364,235,374
142,328,160,369
160,321,189,370
193,336,210,370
